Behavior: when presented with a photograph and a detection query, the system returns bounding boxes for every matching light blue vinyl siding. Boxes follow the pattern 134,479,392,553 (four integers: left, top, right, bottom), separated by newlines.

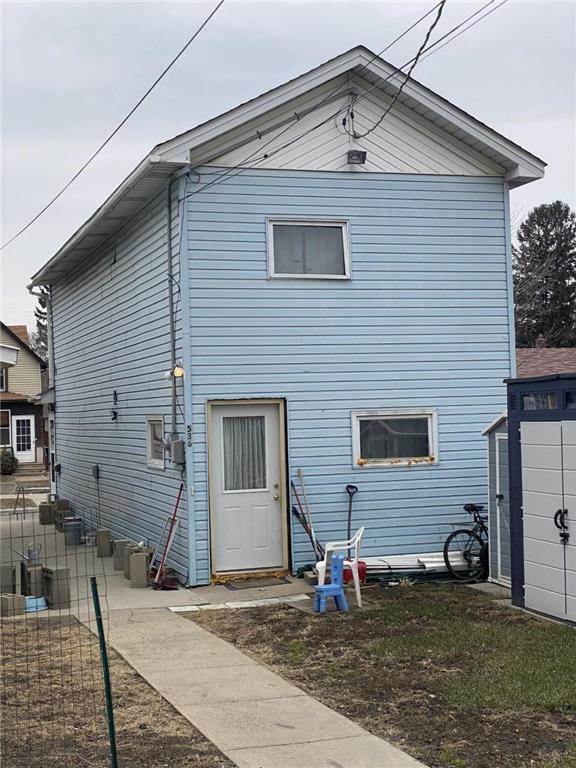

51,190,190,578
186,168,511,581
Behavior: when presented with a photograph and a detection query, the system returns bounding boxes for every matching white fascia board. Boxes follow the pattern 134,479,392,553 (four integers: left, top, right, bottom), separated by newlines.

363,54,546,180
156,46,545,183
30,156,188,286
482,412,508,436
155,49,364,160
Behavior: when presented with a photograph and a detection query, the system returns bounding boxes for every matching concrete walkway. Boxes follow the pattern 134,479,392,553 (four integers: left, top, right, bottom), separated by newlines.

106,607,426,768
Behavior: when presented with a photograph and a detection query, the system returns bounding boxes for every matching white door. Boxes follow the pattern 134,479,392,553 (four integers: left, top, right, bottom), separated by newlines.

495,435,511,584
210,402,284,573
521,421,567,620
562,421,576,621
11,415,36,464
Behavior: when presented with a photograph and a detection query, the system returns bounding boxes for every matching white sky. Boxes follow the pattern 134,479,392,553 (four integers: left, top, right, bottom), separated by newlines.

1,0,575,332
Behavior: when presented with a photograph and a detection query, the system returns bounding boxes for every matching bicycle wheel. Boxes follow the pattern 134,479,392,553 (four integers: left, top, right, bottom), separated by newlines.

443,529,486,581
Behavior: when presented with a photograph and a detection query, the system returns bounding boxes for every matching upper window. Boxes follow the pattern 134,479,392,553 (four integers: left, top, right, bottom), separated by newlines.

0,369,6,392
566,391,576,409
0,411,11,446
146,416,165,469
352,410,438,468
268,219,350,279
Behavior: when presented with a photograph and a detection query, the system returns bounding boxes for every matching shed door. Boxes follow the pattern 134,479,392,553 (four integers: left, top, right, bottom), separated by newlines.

495,436,511,583
210,403,284,574
562,421,576,622
521,421,568,620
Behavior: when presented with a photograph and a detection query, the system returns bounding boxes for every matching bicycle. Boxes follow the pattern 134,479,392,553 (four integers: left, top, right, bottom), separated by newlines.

443,503,489,581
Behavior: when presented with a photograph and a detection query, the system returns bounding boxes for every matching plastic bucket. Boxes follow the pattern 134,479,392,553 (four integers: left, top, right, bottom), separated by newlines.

64,517,83,546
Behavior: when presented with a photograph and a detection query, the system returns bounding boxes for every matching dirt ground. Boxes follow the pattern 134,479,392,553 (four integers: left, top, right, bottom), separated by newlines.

0,615,233,768
190,584,576,768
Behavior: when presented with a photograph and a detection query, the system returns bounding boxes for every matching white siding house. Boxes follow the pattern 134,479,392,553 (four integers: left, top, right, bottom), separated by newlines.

30,47,545,584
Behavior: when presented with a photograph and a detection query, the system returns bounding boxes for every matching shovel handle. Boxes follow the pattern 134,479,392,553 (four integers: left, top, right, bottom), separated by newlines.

346,485,358,496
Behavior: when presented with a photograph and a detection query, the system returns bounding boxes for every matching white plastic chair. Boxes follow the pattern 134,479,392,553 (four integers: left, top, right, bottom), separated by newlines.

315,526,365,607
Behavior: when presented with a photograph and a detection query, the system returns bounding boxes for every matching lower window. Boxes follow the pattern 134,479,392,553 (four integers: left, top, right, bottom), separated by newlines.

146,416,165,469
352,409,438,467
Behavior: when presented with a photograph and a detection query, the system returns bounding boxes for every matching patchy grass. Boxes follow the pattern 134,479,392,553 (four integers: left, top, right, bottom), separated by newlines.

0,616,233,767
188,584,576,768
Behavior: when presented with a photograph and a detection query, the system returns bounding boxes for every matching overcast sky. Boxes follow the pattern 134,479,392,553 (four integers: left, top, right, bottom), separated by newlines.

1,0,575,332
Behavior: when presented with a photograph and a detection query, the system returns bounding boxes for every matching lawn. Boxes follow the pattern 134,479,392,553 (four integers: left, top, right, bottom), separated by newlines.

189,584,576,768
0,616,233,768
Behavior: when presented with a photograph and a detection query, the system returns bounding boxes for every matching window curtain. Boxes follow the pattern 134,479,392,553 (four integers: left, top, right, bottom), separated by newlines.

273,225,345,275
223,416,266,491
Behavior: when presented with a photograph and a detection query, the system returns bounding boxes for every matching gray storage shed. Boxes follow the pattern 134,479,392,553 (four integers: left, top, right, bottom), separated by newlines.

483,413,510,586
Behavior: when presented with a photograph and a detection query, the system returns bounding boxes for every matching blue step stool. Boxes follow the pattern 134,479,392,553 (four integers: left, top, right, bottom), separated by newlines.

314,554,349,614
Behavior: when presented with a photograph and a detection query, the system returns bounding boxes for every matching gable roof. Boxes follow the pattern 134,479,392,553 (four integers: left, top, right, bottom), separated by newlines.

0,322,45,367
30,45,546,287
516,347,576,378
8,325,30,346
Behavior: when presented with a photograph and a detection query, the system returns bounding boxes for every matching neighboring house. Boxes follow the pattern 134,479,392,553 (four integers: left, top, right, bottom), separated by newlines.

516,347,576,378
0,323,45,465
29,47,546,584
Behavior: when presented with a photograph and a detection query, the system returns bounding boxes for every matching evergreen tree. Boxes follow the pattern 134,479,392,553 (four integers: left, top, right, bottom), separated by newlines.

30,287,49,361
513,201,576,347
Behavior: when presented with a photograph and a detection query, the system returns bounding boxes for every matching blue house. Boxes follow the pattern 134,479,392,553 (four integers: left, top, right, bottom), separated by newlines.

29,47,546,585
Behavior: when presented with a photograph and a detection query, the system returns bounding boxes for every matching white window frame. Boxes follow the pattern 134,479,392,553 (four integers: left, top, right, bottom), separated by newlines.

267,218,351,280
0,369,6,392
0,409,12,447
351,408,439,469
146,415,165,470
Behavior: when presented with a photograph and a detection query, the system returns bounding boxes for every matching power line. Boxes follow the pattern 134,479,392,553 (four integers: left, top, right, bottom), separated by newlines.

419,0,509,62
347,0,447,140
181,2,448,195
178,0,508,205
0,0,225,251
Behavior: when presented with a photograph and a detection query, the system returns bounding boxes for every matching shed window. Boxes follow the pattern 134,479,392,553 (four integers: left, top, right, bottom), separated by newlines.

0,411,11,446
0,369,6,392
146,417,165,469
352,410,438,468
268,220,349,278
521,392,557,410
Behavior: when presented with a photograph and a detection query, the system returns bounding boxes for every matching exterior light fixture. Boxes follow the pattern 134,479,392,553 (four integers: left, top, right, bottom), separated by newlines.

163,363,185,379
347,149,367,165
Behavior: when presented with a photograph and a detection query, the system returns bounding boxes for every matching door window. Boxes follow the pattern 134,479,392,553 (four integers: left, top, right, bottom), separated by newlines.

222,415,266,491
15,418,32,452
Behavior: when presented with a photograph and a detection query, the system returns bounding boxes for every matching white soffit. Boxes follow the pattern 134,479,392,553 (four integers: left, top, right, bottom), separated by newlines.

30,158,187,285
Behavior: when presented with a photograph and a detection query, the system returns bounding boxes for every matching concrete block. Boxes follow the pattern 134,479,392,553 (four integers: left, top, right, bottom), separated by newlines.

41,566,70,608
96,529,112,558
123,544,141,579
112,539,129,570
302,570,318,586
0,565,16,593
38,502,56,525
130,551,152,588
20,562,44,596
1,593,26,616
55,498,70,511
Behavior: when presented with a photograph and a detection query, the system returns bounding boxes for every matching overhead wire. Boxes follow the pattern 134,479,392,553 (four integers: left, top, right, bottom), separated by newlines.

345,0,447,140
177,0,509,206
0,0,225,250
